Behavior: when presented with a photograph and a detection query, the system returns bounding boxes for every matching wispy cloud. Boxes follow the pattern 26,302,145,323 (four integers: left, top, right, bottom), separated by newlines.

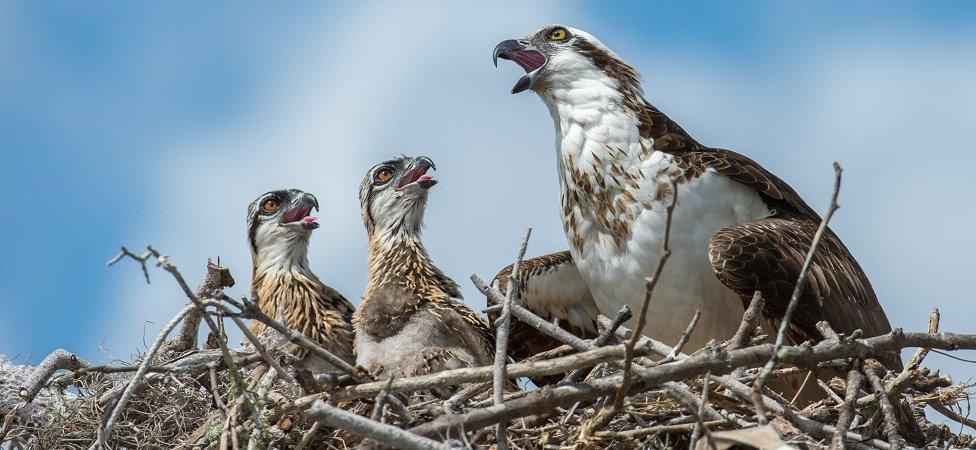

100,0,581,360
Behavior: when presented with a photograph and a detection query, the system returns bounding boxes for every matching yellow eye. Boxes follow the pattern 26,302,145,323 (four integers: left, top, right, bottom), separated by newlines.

375,168,394,183
262,199,279,213
548,27,568,41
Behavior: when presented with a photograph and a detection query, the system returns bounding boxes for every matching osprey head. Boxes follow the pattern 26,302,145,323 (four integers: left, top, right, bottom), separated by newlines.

359,155,437,238
493,25,638,94
247,188,320,257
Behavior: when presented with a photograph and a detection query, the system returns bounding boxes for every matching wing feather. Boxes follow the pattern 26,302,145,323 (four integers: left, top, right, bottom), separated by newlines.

708,216,902,370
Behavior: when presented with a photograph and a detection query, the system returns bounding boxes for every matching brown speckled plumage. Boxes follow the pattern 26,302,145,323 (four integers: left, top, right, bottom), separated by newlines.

495,25,901,374
356,234,491,349
246,189,356,371
249,270,356,365
354,157,493,382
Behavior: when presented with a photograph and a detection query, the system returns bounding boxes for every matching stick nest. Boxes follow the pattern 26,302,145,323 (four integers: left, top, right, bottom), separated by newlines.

2,244,975,450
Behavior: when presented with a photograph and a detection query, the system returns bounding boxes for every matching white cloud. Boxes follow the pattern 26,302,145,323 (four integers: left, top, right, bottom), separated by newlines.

100,1,581,359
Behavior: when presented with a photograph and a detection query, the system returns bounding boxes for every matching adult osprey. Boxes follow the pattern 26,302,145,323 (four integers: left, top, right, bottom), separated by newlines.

354,156,493,384
246,189,356,372
492,25,900,371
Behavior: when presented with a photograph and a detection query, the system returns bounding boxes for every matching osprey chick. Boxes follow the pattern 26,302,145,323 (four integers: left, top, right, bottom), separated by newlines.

354,156,493,382
247,189,356,372
492,26,900,376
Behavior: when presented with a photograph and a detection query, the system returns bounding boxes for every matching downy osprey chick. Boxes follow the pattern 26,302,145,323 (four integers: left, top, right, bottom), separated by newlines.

247,189,356,372
354,156,493,381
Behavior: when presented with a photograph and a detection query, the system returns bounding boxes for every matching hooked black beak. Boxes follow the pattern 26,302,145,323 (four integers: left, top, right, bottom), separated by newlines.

492,39,523,67
280,193,320,230
302,193,320,211
493,39,547,94
397,156,438,190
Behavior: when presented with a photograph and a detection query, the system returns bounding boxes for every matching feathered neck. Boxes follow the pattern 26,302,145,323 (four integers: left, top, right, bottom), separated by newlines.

251,234,313,278
535,61,675,254
250,237,324,317
364,231,459,303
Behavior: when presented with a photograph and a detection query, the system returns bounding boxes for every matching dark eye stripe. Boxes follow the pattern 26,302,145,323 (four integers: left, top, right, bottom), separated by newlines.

365,184,378,228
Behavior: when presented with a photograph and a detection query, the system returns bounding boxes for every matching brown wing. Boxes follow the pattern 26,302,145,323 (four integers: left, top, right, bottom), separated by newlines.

489,251,599,385
636,103,897,369
637,99,819,218
708,216,902,370
287,286,356,367
674,149,821,219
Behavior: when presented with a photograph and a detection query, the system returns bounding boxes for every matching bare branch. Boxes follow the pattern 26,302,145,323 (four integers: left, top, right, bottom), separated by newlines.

472,277,591,351
930,402,976,431
905,307,940,372
0,349,90,441
370,375,396,422
864,359,904,449
406,325,969,446
172,258,235,353
112,246,250,394
563,307,632,383
492,227,531,450
752,162,843,423
325,342,655,403
444,382,490,413
726,292,764,351
689,372,716,450
107,246,153,283
830,361,864,450
668,310,702,360
306,400,443,450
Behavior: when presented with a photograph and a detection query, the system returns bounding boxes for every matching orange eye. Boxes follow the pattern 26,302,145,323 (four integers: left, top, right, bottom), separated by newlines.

375,168,394,183
262,199,279,213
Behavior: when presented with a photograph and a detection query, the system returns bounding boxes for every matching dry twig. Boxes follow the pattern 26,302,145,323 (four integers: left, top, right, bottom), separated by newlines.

491,227,531,450
830,361,864,450
752,162,843,423
307,400,442,450
864,359,904,449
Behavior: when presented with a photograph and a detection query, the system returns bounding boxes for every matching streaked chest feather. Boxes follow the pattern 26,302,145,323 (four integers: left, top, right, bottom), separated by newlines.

545,85,771,348
250,271,354,366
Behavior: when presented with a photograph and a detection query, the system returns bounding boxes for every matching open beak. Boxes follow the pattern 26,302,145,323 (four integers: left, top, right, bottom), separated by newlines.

279,193,320,230
396,156,438,191
493,39,547,94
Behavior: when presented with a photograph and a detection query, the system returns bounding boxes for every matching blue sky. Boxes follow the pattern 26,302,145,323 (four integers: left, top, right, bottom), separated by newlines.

1,0,974,386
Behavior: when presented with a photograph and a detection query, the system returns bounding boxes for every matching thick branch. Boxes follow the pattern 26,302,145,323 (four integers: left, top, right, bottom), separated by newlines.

173,258,235,353
407,327,970,443
306,401,442,450
0,349,90,442
830,361,864,450
864,359,904,449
